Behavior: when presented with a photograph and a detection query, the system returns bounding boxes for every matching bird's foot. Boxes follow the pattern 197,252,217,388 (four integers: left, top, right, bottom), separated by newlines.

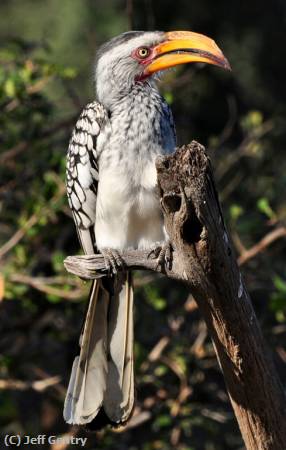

100,248,125,275
148,241,173,271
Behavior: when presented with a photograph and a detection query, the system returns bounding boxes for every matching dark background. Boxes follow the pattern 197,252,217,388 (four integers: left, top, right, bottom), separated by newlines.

0,1,286,449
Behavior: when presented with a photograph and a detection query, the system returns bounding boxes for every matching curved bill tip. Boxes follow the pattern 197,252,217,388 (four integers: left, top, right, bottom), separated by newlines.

144,30,231,76
221,56,231,71
208,52,231,71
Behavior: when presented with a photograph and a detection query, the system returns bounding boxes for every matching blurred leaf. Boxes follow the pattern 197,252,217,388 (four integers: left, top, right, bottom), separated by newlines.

230,204,244,221
14,245,27,265
47,294,61,303
51,251,65,273
241,110,263,131
270,276,286,322
144,284,167,310
164,91,173,105
153,414,171,429
0,393,17,420
257,198,276,220
60,66,77,79
273,275,286,294
19,64,32,83
270,293,286,314
4,78,16,97
154,365,168,377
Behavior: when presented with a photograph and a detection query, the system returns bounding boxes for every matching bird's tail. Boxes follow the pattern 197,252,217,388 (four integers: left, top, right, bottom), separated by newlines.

63,273,134,428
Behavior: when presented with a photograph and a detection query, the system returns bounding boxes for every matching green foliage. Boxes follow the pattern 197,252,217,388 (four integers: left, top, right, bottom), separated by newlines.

240,110,263,132
229,204,244,222
257,198,276,220
270,276,286,322
144,284,167,310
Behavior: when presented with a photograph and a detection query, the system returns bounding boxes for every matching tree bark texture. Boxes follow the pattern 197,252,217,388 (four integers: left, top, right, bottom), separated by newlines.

64,141,286,450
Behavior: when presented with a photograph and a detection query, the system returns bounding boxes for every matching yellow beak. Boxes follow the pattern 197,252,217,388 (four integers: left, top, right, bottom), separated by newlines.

144,30,230,76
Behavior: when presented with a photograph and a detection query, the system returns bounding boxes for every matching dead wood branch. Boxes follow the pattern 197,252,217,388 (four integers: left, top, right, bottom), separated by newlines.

64,141,286,450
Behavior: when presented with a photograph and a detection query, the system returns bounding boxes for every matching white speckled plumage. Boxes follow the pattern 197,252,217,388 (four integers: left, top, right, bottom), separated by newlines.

95,82,175,250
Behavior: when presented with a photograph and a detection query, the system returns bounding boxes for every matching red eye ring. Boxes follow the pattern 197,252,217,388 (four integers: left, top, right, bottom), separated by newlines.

136,47,151,59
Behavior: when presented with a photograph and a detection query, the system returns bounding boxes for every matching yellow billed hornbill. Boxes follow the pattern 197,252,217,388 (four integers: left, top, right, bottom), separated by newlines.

65,30,229,429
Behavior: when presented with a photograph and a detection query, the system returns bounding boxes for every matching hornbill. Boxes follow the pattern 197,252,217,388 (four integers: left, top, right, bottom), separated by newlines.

65,30,229,429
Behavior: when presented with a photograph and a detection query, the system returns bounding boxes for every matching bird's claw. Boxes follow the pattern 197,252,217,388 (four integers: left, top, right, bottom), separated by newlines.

101,248,125,275
148,241,173,271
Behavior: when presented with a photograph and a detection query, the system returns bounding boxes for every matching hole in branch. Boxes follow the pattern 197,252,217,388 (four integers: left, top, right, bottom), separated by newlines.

182,212,203,244
163,193,181,213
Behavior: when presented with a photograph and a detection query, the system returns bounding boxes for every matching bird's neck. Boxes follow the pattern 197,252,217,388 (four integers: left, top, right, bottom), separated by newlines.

97,79,175,160
98,80,160,113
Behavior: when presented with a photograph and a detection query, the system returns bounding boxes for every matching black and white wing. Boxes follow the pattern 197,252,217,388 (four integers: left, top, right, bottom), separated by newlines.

66,101,107,254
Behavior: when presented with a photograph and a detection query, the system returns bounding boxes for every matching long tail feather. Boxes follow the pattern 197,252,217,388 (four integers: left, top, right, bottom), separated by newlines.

120,273,135,418
64,273,135,428
103,272,134,424
64,280,109,424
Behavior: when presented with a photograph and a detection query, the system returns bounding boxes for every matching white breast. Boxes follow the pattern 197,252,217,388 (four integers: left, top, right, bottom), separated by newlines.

94,83,175,251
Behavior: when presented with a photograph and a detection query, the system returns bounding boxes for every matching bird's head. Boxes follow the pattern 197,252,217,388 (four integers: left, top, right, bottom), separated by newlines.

95,30,230,108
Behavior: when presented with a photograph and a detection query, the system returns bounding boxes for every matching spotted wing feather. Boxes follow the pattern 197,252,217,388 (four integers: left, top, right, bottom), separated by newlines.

66,101,107,254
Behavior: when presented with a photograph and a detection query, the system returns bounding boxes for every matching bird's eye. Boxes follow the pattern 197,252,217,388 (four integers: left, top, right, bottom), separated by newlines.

136,47,150,59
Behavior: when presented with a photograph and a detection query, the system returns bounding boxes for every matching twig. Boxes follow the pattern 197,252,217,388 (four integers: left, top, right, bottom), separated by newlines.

191,321,208,358
140,336,170,372
216,120,274,180
160,355,191,417
0,116,76,165
171,427,181,447
31,367,66,398
0,142,28,164
9,273,86,300
0,376,61,392
148,336,170,362
115,408,151,431
238,226,286,266
0,181,66,260
201,408,229,423
26,76,52,94
5,77,53,112
0,213,38,259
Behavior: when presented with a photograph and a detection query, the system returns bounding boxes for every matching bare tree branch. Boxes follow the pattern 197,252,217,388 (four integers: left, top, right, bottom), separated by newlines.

64,141,286,450
238,226,286,265
0,376,61,392
9,273,86,300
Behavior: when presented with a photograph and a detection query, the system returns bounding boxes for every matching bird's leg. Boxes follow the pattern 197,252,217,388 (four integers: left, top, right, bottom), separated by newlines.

148,241,173,271
100,248,125,274
156,241,173,270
